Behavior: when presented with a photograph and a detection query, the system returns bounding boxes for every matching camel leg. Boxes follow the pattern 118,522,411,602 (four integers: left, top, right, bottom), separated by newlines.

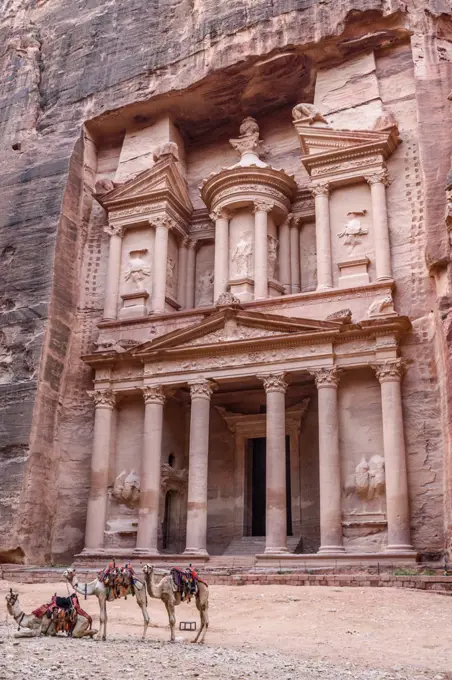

14,629,42,638
164,600,176,643
99,599,107,641
193,598,208,644
136,588,150,640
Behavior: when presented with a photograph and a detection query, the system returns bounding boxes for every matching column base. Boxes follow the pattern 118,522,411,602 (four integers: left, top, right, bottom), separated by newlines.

183,548,209,557
264,546,289,554
318,545,346,554
316,284,333,292
134,548,160,556
386,544,415,553
376,275,393,282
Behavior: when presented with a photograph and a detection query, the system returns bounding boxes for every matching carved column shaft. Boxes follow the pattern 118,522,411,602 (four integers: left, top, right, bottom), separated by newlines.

262,374,288,553
212,210,229,302
136,386,166,552
85,390,116,550
152,219,171,314
254,201,273,300
186,240,196,309
290,220,301,294
374,360,412,552
185,381,212,555
313,368,344,553
367,172,392,280
177,239,188,309
278,215,291,294
103,224,123,320
312,185,333,290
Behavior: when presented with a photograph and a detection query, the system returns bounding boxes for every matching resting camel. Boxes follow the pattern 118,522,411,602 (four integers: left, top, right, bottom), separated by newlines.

63,567,149,641
143,564,209,643
5,589,97,638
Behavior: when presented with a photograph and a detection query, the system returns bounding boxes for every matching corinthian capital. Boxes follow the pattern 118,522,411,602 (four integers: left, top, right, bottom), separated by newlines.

311,367,340,388
209,207,229,221
372,359,406,383
189,380,213,399
150,216,176,230
365,169,392,187
311,183,330,198
260,373,287,393
90,389,116,408
142,385,166,405
253,200,274,214
104,223,123,238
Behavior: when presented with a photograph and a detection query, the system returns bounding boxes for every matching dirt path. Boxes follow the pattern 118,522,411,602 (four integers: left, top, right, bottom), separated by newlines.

1,579,450,679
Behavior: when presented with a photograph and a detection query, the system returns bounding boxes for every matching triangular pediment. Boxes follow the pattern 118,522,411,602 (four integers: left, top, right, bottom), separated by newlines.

293,124,400,159
96,156,193,215
132,308,342,357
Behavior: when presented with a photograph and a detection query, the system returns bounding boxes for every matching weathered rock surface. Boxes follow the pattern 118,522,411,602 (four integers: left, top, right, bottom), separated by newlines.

0,0,452,563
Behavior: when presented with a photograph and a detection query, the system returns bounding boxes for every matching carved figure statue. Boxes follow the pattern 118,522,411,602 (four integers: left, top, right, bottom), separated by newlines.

338,210,368,252
232,232,253,277
153,142,179,163
112,470,140,508
197,270,214,306
355,457,370,499
367,294,395,318
95,178,118,195
353,455,386,502
143,564,209,643
292,103,328,126
166,257,176,291
229,117,264,159
267,234,278,279
124,249,151,290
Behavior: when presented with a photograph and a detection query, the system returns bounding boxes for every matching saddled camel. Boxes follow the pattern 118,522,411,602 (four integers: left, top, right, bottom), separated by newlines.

63,566,149,641
5,589,97,638
143,564,209,643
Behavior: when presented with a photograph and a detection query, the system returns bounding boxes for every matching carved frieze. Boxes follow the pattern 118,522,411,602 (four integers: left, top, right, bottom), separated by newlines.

311,155,383,178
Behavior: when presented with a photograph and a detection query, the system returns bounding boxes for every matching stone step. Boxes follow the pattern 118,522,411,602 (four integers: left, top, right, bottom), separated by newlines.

223,536,301,556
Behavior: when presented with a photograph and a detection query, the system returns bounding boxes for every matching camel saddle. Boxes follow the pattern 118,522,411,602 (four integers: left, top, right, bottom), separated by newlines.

98,560,137,600
32,593,92,634
170,567,203,602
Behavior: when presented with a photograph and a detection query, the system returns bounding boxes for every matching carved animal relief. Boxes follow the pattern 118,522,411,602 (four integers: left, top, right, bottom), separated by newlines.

338,211,368,253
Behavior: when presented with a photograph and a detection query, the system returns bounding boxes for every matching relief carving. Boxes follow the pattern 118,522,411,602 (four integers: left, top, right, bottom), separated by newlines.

124,249,151,290
232,232,253,278
215,292,242,307
367,294,395,318
152,142,179,163
112,470,140,509
292,103,328,126
196,270,214,307
346,455,386,503
166,257,176,293
338,210,368,253
267,234,278,279
326,308,352,324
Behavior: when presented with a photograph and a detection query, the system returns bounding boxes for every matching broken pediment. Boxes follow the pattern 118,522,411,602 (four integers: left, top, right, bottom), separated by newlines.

95,154,193,219
132,308,342,357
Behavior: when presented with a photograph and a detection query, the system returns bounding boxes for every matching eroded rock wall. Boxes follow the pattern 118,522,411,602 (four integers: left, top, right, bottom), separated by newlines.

1,0,452,563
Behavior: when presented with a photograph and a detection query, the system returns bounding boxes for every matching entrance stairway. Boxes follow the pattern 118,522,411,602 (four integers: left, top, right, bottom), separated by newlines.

222,536,301,556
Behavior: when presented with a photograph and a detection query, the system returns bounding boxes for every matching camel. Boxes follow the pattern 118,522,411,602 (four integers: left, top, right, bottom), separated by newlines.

63,567,149,641
143,564,209,643
5,589,97,638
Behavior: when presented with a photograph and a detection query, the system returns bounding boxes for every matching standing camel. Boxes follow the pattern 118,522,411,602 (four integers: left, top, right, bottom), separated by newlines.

5,589,97,638
143,564,209,643
63,567,149,641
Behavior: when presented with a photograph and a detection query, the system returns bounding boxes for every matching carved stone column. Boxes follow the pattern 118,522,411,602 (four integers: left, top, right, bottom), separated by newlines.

211,208,230,303
262,373,288,553
136,386,166,553
253,200,273,300
177,237,189,309
84,390,116,550
278,214,291,294
185,380,213,555
186,239,197,309
290,217,301,294
373,360,413,552
151,217,172,314
312,183,333,290
365,169,392,281
103,224,123,320
312,367,345,553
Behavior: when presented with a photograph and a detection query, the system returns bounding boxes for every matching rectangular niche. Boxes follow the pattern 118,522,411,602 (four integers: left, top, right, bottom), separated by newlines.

119,226,154,319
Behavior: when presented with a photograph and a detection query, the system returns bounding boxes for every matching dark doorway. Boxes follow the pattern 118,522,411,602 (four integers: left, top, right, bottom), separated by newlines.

249,436,293,537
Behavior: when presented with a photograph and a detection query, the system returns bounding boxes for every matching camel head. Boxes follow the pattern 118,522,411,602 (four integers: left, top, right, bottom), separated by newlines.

5,588,19,612
63,567,76,583
142,563,154,577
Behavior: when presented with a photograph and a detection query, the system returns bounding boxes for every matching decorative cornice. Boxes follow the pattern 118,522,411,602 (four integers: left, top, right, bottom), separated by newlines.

253,200,274,214
260,372,288,393
104,223,123,238
90,389,115,408
189,380,213,399
365,169,392,187
372,359,406,383
142,385,166,405
311,366,340,388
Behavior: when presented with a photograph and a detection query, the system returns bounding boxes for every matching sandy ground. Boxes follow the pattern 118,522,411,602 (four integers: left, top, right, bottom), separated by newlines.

0,578,451,679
